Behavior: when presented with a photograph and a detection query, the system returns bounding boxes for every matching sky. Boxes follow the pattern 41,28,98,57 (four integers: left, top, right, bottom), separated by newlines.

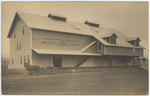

1,1,148,58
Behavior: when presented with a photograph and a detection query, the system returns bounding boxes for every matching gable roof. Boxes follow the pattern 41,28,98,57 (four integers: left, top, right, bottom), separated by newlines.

7,12,144,49
7,13,19,38
126,37,141,41
101,33,118,38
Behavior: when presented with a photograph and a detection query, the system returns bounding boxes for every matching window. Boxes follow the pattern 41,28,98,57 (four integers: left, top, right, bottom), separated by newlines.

127,37,140,46
20,56,22,64
19,41,21,50
27,55,30,64
12,57,14,65
102,33,117,44
129,41,134,45
14,31,15,38
135,40,139,46
111,37,116,44
128,40,139,46
103,36,116,44
99,42,102,50
24,55,26,64
17,42,18,50
22,26,24,35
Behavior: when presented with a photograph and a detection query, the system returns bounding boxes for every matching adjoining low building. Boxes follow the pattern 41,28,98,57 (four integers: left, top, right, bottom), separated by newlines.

7,12,145,69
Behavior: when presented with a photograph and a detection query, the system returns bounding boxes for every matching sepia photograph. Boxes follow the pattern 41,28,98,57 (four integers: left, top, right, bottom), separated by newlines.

1,1,149,95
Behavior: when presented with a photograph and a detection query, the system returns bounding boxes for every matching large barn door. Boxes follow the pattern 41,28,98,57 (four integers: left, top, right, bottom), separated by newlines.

53,57,62,67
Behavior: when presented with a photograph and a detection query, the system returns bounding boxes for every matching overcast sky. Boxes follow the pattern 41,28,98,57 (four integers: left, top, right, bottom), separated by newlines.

1,1,148,58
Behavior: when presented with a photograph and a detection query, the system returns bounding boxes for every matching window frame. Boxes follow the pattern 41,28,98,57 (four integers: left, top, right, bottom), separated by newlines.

19,41,21,50
22,26,24,35
98,42,102,50
103,36,116,44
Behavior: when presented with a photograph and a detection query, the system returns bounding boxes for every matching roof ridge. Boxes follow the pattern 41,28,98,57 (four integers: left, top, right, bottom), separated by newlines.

16,11,105,28
17,11,48,18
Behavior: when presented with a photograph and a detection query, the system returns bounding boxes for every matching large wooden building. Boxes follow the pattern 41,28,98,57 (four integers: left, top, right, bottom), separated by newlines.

7,12,144,69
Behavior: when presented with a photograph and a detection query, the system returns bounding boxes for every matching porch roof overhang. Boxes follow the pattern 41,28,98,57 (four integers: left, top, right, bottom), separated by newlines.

32,48,100,56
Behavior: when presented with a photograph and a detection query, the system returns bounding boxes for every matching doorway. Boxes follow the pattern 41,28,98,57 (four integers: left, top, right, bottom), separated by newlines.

53,57,62,67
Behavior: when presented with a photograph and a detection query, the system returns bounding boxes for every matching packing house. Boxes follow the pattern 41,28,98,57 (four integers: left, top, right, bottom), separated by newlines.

7,12,144,69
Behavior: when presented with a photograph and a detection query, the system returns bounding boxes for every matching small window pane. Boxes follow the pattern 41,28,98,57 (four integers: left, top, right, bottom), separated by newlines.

111,37,113,44
19,41,21,50
99,42,102,50
114,38,116,44
22,26,24,35
134,40,137,46
136,40,139,46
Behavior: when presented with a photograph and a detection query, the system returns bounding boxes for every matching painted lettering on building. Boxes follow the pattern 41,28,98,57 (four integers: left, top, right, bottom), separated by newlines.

34,31,86,47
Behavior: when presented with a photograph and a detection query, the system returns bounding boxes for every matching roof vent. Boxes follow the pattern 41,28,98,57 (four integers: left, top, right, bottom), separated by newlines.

84,21,100,27
48,13,67,22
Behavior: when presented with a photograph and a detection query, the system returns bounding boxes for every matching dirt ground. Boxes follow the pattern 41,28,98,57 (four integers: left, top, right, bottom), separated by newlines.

2,70,148,95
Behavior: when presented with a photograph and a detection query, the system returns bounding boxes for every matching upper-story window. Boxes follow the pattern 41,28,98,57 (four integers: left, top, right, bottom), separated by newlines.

98,42,102,50
19,41,21,50
126,37,140,46
111,36,116,44
22,26,24,35
102,33,118,44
